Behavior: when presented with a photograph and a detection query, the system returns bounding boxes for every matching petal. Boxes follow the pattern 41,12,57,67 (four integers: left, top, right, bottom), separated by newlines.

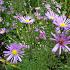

64,41,70,45
59,46,61,55
3,51,10,54
50,38,56,41
17,56,22,62
52,44,59,53
7,54,13,61
67,36,70,39
65,45,70,51
13,56,17,63
51,32,56,38
4,53,11,57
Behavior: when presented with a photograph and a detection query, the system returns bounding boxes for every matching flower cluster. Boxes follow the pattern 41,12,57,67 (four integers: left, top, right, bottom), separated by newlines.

45,2,70,55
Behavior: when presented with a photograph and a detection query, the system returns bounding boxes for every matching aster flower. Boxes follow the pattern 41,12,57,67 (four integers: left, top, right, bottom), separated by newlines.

45,10,58,20
3,43,28,64
34,7,44,20
22,16,35,24
34,11,44,20
0,28,6,34
51,32,70,55
53,15,70,30
14,15,35,24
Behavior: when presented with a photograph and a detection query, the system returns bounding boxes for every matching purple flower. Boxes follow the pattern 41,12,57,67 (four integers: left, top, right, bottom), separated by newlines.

45,10,58,20
53,15,70,30
34,7,46,20
22,16,35,24
3,43,28,64
0,28,6,34
34,11,44,20
51,32,70,55
0,0,4,5
14,15,35,24
39,30,46,40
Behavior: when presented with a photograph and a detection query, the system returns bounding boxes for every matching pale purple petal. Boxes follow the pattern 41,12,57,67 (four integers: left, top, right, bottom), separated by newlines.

65,46,70,51
7,54,13,61
51,32,57,38
64,41,70,45
13,56,17,63
17,56,22,62
52,44,59,53
59,46,61,55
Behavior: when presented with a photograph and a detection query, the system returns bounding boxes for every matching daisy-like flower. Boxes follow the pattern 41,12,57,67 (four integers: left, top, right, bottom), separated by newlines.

34,7,44,20
45,10,58,20
51,32,70,55
14,15,35,24
3,43,28,64
34,11,44,20
53,15,70,30
22,16,35,24
0,28,6,34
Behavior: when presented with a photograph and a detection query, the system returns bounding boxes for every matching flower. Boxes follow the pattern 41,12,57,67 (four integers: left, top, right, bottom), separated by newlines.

34,11,44,20
39,30,46,40
45,10,58,20
14,15,35,24
34,7,44,20
0,28,6,34
0,0,4,5
53,15,70,30
51,32,70,55
22,16,35,24
3,43,28,64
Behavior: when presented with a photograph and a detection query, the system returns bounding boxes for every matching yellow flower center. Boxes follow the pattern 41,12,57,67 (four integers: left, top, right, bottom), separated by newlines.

60,23,67,27
12,50,18,55
25,20,30,23
50,16,54,20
